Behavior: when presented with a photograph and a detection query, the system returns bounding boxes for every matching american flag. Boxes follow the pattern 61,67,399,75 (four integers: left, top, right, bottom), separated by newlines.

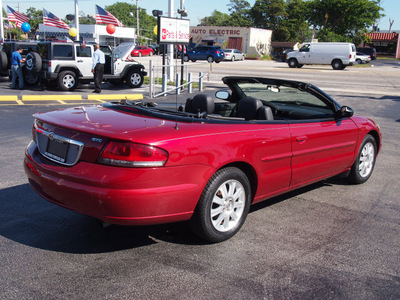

95,5,124,27
43,8,70,30
7,6,29,28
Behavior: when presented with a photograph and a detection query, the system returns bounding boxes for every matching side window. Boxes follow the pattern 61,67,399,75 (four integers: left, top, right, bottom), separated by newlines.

53,45,73,58
299,44,310,52
76,46,92,57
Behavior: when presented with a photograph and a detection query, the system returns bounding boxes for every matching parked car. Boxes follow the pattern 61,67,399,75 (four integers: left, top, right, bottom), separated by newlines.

0,40,40,85
131,46,154,57
357,47,377,60
184,45,225,63
223,49,245,61
24,76,381,243
281,49,294,62
33,41,146,91
287,42,356,70
355,52,371,64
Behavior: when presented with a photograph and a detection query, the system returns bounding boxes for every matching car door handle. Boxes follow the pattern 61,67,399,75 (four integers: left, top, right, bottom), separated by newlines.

296,136,308,143
77,60,83,63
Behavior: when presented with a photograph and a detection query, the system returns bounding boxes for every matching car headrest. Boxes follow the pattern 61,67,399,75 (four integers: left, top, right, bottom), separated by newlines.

191,94,215,114
236,97,263,120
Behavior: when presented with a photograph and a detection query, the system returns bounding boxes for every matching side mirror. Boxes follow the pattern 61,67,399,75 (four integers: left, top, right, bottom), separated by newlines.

338,106,354,118
215,90,230,100
114,54,119,61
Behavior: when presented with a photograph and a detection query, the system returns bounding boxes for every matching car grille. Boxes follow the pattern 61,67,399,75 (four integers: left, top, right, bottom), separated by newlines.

35,128,84,166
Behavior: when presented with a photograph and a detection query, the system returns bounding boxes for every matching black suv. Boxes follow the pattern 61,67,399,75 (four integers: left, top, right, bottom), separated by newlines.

0,41,40,85
30,41,147,91
356,47,377,60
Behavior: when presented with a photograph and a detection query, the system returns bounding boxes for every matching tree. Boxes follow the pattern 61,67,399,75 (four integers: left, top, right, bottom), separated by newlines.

105,2,157,43
199,10,231,26
250,0,287,31
226,0,253,27
307,0,383,44
26,7,43,33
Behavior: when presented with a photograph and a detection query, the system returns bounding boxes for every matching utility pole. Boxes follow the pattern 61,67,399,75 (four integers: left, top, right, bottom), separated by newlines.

136,0,139,42
75,0,80,41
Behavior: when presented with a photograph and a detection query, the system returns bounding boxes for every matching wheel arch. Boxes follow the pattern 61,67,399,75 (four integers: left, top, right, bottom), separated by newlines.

56,66,80,77
367,130,381,153
215,161,258,203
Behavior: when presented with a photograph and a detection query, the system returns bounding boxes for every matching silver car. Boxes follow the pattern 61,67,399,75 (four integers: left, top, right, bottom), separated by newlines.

223,49,245,61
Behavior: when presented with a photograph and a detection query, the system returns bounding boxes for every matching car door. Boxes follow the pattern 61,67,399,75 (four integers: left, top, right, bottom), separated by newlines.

75,45,92,77
287,89,359,186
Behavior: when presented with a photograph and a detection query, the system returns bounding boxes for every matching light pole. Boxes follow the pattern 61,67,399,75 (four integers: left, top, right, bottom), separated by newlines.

136,0,139,43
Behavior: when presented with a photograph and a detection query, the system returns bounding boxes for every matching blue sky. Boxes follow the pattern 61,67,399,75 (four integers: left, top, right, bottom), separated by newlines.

5,0,400,30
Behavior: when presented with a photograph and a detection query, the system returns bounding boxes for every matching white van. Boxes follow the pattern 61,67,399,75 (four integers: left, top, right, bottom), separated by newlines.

286,42,356,70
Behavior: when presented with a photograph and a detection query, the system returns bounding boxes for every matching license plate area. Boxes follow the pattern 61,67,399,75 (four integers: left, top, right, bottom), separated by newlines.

35,126,84,166
46,139,69,163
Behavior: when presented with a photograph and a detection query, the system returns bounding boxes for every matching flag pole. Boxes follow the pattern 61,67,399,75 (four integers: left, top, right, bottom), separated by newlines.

0,0,4,41
75,0,80,41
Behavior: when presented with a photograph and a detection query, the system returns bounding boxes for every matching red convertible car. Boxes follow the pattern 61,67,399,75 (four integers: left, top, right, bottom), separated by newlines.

24,77,381,242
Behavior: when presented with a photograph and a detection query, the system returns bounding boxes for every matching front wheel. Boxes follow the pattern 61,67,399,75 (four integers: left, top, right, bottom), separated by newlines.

288,58,298,68
191,167,251,243
126,70,143,88
347,134,377,184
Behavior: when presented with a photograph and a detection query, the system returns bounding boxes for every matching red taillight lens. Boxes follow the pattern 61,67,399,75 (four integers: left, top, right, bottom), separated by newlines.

99,141,168,167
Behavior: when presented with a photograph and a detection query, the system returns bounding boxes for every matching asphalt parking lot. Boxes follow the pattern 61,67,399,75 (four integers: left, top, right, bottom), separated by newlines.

0,58,399,299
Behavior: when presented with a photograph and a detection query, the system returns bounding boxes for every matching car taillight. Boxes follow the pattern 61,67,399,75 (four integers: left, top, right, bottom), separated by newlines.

215,51,220,54
99,141,168,167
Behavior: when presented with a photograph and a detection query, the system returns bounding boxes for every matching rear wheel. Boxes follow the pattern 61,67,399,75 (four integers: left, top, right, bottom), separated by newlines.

183,55,189,62
332,59,344,70
191,167,251,243
24,71,39,86
126,70,143,88
207,56,214,63
288,58,298,68
347,134,377,184
58,70,77,91
0,51,8,71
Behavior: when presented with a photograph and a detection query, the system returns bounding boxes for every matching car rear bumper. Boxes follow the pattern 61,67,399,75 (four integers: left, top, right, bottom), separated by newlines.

24,141,209,225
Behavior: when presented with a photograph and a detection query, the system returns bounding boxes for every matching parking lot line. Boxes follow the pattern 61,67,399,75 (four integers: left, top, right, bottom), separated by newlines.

21,95,83,101
87,94,143,100
0,95,18,101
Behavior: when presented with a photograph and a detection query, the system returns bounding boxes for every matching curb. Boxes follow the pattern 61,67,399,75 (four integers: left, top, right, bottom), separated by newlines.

0,93,143,105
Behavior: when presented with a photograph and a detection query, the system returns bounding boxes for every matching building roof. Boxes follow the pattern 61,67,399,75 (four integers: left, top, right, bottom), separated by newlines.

367,32,399,41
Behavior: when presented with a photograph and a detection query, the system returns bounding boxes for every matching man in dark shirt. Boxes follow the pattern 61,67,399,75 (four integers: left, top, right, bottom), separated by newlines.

11,47,24,89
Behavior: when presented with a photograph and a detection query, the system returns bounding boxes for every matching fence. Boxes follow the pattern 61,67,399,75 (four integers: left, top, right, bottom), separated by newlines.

147,60,213,98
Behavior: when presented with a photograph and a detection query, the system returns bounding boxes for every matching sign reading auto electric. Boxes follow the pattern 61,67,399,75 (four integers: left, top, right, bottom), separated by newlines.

191,28,241,36
157,17,190,44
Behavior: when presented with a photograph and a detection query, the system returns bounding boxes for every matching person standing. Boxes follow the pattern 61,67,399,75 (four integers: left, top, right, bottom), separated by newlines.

11,47,25,89
92,44,105,93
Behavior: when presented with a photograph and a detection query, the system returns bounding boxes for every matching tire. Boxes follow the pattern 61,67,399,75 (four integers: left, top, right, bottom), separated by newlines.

126,69,143,88
191,167,251,243
191,59,197,62
138,52,142,57
297,64,303,68
288,58,298,68
24,71,39,86
0,51,7,71
25,52,42,73
58,70,77,91
356,58,362,64
347,134,377,184
183,55,189,62
215,60,221,64
332,59,344,70
207,56,214,63
231,56,235,62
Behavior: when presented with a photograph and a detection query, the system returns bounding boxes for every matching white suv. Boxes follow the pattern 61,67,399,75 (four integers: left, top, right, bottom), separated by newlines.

28,42,147,91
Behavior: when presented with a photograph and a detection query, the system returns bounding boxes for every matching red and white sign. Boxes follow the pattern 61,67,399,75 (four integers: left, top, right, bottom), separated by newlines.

157,17,190,44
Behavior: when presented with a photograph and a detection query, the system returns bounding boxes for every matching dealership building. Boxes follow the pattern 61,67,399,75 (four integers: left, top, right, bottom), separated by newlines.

37,24,136,46
189,26,272,58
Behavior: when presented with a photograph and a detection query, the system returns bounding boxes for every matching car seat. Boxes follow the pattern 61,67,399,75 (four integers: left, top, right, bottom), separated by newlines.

236,96,274,120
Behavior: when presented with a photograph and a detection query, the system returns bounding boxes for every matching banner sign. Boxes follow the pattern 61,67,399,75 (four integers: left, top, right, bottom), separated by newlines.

157,17,190,44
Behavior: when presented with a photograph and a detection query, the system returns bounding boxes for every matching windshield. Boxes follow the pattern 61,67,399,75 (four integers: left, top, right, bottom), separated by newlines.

237,82,330,108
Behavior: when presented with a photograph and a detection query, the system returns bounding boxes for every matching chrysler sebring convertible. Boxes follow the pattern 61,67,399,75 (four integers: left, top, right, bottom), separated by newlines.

24,76,381,242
